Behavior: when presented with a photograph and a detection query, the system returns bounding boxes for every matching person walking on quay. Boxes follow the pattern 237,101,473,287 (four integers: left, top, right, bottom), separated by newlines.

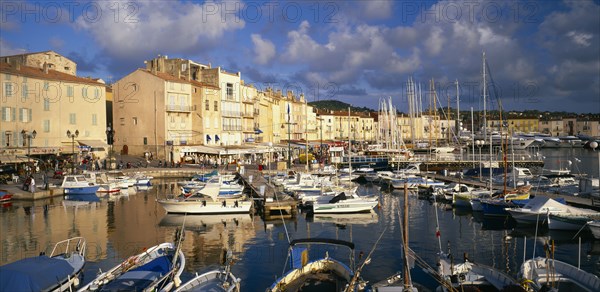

29,175,36,193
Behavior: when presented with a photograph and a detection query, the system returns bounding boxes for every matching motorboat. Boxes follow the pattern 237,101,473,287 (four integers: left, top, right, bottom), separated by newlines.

267,238,366,292
312,192,379,214
174,250,240,292
505,196,567,225
83,171,120,194
0,237,86,292
520,257,600,291
0,189,13,202
157,180,252,214
61,175,100,195
79,242,185,291
437,254,523,291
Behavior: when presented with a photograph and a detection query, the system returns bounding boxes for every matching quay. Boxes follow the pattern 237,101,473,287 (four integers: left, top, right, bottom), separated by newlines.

424,173,600,211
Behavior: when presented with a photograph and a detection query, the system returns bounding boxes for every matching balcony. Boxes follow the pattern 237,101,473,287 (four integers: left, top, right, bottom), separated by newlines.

221,111,241,117
223,125,242,131
166,104,195,112
242,126,255,133
242,111,254,118
242,98,254,104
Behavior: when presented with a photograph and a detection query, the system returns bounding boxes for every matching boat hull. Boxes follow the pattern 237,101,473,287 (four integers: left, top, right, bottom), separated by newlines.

312,199,378,214
158,199,253,214
63,185,100,195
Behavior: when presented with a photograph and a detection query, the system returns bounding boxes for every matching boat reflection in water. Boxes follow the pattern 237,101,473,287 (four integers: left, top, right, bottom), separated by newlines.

62,194,100,208
159,214,253,231
307,211,379,227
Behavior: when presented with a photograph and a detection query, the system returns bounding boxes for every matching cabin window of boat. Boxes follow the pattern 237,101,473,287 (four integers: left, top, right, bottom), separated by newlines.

66,177,75,182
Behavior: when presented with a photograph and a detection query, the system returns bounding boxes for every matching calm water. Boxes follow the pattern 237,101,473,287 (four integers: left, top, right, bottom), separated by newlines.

1,148,599,291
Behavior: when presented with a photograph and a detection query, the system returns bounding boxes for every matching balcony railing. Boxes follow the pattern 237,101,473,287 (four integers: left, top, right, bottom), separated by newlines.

221,111,241,117
223,125,242,131
166,104,195,112
242,111,253,118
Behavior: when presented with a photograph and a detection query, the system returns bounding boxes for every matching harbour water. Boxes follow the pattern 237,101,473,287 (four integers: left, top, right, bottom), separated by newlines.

1,148,599,291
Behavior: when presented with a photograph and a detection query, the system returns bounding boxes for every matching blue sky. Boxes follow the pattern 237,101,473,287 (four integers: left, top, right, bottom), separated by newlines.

1,0,599,113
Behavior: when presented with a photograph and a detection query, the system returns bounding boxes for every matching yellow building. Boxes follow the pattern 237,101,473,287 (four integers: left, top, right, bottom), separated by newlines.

1,52,108,161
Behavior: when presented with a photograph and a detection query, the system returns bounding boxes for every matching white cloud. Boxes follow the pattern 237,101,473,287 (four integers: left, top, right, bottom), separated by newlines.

75,0,245,59
425,27,445,55
567,31,593,47
0,39,27,56
251,34,275,65
359,1,393,20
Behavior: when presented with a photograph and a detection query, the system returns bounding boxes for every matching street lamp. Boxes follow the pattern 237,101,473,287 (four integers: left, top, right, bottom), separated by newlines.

268,141,273,185
21,129,37,175
105,124,115,170
476,140,484,181
66,130,79,174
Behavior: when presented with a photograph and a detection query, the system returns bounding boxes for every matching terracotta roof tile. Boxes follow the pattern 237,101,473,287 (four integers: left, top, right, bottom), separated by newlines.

0,62,104,86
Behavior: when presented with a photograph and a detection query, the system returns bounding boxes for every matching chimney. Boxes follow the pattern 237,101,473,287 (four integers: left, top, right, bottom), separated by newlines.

43,62,49,74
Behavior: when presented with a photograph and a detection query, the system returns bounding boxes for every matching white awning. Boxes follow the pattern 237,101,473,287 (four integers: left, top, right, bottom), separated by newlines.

78,140,108,148
0,154,27,164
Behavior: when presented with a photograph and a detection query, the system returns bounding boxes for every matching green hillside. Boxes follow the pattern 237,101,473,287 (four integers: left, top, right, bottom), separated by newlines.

308,100,374,113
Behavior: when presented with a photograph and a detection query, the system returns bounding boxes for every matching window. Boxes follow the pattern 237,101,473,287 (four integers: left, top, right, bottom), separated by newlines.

43,120,50,132
67,85,74,97
1,107,9,121
92,114,97,125
132,117,138,125
69,113,76,124
21,84,28,99
226,83,233,99
43,98,50,111
143,137,148,145
19,108,31,122
205,100,209,110
4,82,14,97
94,88,100,98
214,101,218,111
82,87,88,98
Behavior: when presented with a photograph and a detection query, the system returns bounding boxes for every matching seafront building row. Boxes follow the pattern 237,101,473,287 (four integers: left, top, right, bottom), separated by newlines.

1,51,599,163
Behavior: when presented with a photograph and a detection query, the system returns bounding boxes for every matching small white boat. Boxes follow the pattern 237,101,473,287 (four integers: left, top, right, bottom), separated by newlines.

83,172,120,194
547,212,600,230
0,237,86,292
61,175,100,195
174,250,240,292
79,242,185,292
157,181,252,214
520,257,600,291
312,192,378,214
437,254,522,291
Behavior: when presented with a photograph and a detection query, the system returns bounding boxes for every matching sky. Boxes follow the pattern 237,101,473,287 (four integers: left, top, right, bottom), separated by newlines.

1,0,599,113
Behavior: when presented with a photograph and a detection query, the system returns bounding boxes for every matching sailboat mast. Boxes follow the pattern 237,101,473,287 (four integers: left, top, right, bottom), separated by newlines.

456,80,460,145
305,99,309,171
483,51,487,141
348,106,352,175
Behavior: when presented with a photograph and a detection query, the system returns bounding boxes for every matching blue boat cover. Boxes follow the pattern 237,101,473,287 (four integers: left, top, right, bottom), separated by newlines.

0,255,74,291
99,255,173,292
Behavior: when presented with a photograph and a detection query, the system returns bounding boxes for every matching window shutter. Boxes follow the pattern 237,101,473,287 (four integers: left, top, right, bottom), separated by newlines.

19,108,23,122
1,107,6,121
28,109,32,122
11,107,16,121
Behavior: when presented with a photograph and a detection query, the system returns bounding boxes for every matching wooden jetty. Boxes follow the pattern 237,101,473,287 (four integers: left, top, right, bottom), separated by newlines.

238,168,297,219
